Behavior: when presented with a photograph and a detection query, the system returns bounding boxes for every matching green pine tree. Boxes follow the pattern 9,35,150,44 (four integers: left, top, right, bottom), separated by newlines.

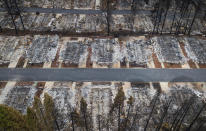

0,104,27,130
80,98,90,131
32,96,48,130
44,93,59,131
25,107,39,131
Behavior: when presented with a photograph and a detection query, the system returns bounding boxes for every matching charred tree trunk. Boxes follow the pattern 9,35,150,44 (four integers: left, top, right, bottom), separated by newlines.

153,0,161,34
156,100,171,131
173,96,195,131
83,110,88,131
118,105,121,131
161,1,170,34
184,7,192,34
124,103,131,130
106,0,110,36
80,98,89,131
131,0,137,33
186,103,206,131
176,105,190,131
196,120,206,131
52,110,60,131
129,108,138,131
39,106,48,127
144,91,160,131
156,8,163,33
98,115,101,131
13,0,25,30
170,3,179,34
3,0,18,34
188,3,200,35
71,113,75,131
170,100,188,131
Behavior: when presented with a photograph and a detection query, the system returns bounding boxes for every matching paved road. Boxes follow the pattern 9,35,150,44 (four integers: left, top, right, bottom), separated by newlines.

0,68,206,82
22,7,104,14
0,7,151,15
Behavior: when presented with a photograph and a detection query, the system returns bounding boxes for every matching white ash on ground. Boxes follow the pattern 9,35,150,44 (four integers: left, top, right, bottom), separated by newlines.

59,41,88,64
133,14,154,32
0,36,26,64
0,12,205,34
125,39,153,64
0,13,107,33
0,0,158,10
91,39,122,65
1,0,206,34
17,0,98,9
151,36,187,64
26,35,59,63
0,36,19,64
54,14,107,33
40,82,206,130
42,82,74,129
110,14,154,33
184,37,206,64
1,82,37,114
111,14,134,32
0,81,206,130
0,35,205,67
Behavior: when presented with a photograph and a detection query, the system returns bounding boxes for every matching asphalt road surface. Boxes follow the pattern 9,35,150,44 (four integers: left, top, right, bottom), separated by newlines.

0,7,151,14
0,68,206,82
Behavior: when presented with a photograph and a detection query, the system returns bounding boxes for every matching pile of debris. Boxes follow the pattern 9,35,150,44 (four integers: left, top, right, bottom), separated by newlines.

152,36,187,64
184,37,206,64
60,41,88,64
26,35,59,63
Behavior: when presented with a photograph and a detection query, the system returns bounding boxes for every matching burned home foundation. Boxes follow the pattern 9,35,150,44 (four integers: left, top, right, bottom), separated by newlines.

0,0,206,131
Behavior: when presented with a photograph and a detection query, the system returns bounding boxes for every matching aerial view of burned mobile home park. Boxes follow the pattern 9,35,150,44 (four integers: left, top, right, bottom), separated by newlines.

1,0,206,130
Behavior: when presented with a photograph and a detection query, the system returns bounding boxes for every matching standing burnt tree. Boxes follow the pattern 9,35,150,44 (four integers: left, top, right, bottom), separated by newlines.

69,108,81,131
131,0,137,33
186,101,206,131
144,90,161,131
107,87,126,131
3,0,25,34
152,0,202,35
106,0,111,36
123,96,135,130
152,0,171,34
155,99,172,131
80,98,93,131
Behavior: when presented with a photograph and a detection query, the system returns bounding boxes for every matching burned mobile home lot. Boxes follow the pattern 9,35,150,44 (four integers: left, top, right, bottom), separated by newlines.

0,0,206,130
